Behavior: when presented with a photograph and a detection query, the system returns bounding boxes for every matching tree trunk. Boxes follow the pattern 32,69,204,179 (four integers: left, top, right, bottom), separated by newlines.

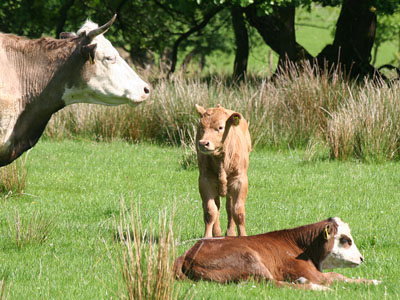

231,6,249,81
55,0,76,38
244,3,313,69
317,0,377,78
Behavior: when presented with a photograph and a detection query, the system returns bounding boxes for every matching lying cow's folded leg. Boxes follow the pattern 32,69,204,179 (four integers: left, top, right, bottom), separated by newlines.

323,272,381,285
273,280,332,291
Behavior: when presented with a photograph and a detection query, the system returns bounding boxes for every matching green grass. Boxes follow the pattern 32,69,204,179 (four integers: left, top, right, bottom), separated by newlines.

0,140,399,299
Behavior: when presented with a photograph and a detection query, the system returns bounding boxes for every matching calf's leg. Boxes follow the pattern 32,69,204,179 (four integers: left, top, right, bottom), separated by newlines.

225,194,236,236
228,176,248,236
199,177,222,237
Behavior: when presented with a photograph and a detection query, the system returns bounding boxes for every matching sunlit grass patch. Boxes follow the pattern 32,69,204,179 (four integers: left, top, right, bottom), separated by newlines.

6,209,53,249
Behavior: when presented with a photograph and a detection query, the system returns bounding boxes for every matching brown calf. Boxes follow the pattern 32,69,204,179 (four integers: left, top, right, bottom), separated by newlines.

195,104,251,238
174,217,380,290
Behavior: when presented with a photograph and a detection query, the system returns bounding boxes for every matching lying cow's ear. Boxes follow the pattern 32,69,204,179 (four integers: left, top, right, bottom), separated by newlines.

324,224,331,240
195,104,206,116
80,43,97,64
227,112,242,127
59,32,77,39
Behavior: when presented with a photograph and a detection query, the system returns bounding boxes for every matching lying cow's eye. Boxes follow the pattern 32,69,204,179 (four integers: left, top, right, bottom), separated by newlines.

218,126,224,131
339,235,352,246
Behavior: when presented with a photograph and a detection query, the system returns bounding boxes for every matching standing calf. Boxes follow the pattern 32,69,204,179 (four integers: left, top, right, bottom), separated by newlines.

174,217,380,290
195,104,251,237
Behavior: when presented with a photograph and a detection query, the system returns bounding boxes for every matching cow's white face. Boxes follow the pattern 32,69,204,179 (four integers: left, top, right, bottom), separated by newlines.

62,20,150,107
321,217,364,269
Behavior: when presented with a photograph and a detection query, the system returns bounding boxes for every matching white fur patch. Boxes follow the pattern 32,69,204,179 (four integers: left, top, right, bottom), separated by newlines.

321,217,364,269
63,20,150,106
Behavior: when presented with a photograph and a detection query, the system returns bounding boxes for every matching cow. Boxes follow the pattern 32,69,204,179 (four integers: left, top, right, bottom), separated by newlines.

195,104,251,238
0,15,150,166
174,217,381,291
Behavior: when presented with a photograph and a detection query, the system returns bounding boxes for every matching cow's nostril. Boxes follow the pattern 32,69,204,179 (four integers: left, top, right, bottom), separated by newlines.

360,256,364,263
144,87,150,94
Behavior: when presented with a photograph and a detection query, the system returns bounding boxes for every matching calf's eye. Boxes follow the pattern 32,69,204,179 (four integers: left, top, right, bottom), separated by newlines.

218,126,224,131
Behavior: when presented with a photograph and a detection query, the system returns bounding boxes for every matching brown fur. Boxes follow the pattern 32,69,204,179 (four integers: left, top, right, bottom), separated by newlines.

174,218,378,290
195,104,251,237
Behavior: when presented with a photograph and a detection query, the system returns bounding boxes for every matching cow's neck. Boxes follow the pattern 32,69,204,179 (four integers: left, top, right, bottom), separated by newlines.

0,35,84,165
8,38,77,104
278,221,334,271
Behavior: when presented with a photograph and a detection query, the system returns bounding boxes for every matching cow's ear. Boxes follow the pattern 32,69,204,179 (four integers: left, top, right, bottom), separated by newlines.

227,112,242,127
195,104,206,116
59,32,77,39
324,224,332,240
80,43,97,64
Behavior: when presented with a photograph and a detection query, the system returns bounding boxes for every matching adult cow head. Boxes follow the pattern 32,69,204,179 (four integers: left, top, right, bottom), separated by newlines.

60,14,150,106
0,15,151,166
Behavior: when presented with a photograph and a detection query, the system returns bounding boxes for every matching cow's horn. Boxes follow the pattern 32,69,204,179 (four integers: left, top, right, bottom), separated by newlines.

87,14,117,40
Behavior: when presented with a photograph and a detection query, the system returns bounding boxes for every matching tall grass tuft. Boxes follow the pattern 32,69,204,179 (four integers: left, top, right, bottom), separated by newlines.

7,210,53,249
0,153,29,197
326,80,400,161
0,278,7,300
113,201,182,300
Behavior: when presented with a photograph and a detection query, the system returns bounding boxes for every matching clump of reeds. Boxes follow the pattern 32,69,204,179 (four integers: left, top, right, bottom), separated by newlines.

113,201,181,300
0,278,8,300
44,63,400,161
0,153,29,197
178,127,198,170
326,80,400,161
7,209,53,249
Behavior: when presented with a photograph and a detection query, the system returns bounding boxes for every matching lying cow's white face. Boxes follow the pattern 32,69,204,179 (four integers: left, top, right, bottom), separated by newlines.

321,217,364,269
62,20,150,106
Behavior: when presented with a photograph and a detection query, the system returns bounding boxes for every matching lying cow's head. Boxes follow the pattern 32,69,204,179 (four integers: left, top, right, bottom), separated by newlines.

61,15,150,107
195,104,242,156
321,217,364,269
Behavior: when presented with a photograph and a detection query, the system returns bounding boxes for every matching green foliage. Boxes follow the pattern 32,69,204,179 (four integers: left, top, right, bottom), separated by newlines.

1,0,399,76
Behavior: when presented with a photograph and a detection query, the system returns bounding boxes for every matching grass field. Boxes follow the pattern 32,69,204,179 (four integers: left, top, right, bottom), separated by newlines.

0,140,399,299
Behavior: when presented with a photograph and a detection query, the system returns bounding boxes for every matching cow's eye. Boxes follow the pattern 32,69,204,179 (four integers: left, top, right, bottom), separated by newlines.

105,55,116,63
339,235,352,246
218,126,224,131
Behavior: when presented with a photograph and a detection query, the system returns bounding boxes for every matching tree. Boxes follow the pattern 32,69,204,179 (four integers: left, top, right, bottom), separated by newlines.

217,0,400,79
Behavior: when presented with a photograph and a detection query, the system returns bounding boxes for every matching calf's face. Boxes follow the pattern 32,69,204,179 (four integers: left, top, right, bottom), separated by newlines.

195,104,241,156
322,217,364,269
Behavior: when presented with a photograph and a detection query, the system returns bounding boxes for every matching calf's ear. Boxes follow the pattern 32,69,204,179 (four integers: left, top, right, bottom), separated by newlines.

227,112,242,127
195,104,206,116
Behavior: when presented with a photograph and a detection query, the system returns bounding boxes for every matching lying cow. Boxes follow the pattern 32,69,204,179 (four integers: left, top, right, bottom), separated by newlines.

174,217,380,290
195,104,251,237
0,15,150,166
